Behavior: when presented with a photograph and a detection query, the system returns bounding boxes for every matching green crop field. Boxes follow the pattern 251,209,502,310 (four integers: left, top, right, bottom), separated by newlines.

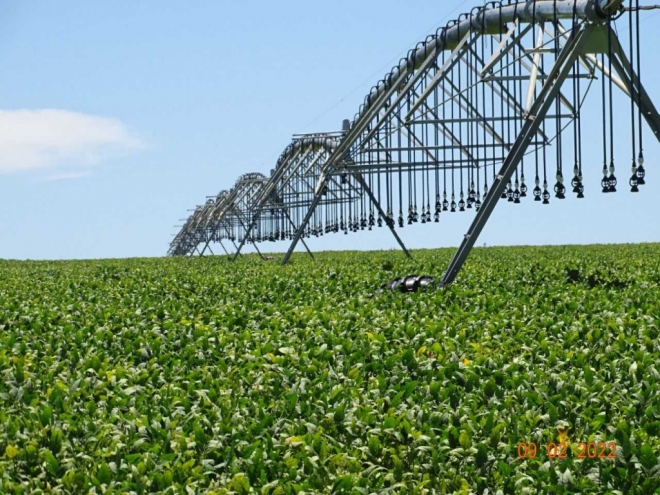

1,244,660,494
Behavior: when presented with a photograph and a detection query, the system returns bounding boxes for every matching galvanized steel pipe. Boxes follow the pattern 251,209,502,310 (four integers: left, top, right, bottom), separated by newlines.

358,0,624,121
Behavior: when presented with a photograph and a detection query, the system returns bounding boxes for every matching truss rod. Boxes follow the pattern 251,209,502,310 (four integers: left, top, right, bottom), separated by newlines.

412,116,571,124
403,30,478,123
481,20,529,76
441,23,588,286
358,0,622,124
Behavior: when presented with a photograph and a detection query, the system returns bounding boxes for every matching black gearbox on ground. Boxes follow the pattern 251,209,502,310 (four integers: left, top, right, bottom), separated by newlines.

382,275,436,293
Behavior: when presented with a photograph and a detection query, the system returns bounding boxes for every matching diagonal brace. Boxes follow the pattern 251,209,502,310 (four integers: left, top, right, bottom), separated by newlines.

440,24,588,287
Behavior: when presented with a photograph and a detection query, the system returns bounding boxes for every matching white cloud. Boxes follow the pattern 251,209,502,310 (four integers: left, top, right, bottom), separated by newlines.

43,171,92,181
0,109,144,173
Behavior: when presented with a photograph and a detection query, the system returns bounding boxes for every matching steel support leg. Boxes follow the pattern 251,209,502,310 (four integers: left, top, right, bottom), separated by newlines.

218,240,230,255
199,235,210,256
190,242,201,257
282,171,413,265
200,239,211,256
231,192,277,261
200,227,216,255
248,240,265,258
232,215,259,262
440,25,588,287
220,225,240,257
282,188,325,265
201,226,217,255
215,221,242,259
233,206,315,262
282,208,314,259
352,172,412,259
232,213,266,260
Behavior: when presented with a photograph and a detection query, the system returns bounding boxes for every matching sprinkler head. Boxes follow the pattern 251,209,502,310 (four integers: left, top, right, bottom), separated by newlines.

601,176,610,193
608,174,617,193
542,189,550,205
636,165,646,185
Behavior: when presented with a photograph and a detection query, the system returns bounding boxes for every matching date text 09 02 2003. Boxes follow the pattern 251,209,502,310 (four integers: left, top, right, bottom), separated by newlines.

517,442,617,460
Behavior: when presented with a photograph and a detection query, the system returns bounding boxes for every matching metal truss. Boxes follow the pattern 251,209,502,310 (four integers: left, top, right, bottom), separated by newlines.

230,134,339,260
170,0,660,287
226,131,406,261
168,191,231,257
277,0,660,283
198,173,272,259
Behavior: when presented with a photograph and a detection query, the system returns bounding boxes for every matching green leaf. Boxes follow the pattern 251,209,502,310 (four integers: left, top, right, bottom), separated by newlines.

639,444,658,471
97,463,112,484
39,405,53,426
476,444,488,468
459,430,472,449
42,450,60,476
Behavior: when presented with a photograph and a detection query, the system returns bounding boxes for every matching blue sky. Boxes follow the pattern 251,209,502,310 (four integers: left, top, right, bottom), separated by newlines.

1,0,659,260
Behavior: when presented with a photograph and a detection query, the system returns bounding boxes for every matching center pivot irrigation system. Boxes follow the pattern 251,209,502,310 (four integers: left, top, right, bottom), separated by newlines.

170,0,659,287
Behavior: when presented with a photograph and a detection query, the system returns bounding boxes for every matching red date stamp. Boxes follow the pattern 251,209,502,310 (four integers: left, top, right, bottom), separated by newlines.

517,442,617,459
